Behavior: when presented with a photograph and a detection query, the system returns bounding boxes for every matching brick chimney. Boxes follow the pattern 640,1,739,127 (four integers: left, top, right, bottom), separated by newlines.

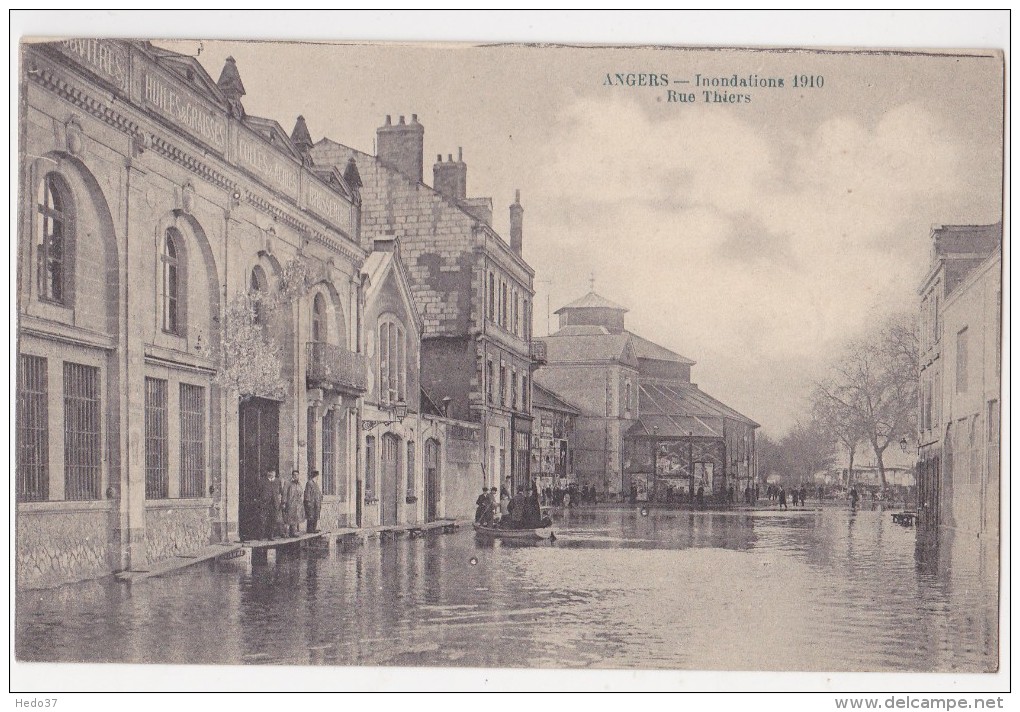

433,147,467,200
376,114,424,183
509,189,524,255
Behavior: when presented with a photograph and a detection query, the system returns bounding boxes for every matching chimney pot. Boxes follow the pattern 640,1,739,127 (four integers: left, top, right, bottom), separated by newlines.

458,147,463,162
509,188,524,256
412,114,418,123
385,115,392,125
437,154,442,162
399,115,406,124
448,154,453,162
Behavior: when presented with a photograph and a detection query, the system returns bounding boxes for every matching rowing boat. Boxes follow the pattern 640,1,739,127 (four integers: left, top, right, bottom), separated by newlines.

473,523,555,540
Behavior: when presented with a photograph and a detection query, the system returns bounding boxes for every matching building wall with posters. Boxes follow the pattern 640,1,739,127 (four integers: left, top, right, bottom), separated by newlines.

16,40,365,588
529,383,581,493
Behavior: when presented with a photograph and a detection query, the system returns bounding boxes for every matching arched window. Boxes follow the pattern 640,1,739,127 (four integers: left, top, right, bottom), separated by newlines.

378,317,406,405
37,173,72,304
312,293,326,343
162,229,183,334
250,266,268,328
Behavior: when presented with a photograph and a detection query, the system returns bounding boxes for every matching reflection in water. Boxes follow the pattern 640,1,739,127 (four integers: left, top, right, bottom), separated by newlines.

16,507,997,671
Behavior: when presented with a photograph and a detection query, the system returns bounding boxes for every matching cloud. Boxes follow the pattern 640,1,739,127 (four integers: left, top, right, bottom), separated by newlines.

528,94,984,434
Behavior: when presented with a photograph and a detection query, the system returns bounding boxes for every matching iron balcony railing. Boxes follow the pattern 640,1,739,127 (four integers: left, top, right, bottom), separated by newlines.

530,340,547,365
306,342,368,394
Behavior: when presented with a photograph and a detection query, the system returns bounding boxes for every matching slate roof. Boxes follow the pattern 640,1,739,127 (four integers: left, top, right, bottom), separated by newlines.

626,331,695,365
532,383,582,415
554,291,628,314
539,333,638,367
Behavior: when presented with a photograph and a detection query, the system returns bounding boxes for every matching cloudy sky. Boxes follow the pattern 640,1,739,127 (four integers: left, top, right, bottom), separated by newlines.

102,15,999,438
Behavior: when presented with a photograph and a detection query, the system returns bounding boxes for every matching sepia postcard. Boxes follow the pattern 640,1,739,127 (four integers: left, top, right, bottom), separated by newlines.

10,10,1008,698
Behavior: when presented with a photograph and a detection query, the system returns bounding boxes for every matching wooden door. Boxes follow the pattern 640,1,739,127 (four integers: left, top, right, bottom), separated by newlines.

424,439,440,523
381,433,400,525
238,398,279,540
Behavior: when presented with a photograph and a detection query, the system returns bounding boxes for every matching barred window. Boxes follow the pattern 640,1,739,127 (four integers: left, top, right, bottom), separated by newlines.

365,435,376,496
179,383,205,498
144,377,169,499
17,355,49,502
322,409,336,496
37,173,71,304
406,440,415,495
63,362,101,501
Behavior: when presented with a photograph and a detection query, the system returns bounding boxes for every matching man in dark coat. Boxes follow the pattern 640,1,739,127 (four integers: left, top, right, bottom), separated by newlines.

259,470,283,540
304,470,322,533
509,488,527,527
475,488,489,523
283,470,304,537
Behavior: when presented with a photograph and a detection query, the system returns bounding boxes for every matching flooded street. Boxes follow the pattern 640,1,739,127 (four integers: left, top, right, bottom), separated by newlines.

16,506,998,671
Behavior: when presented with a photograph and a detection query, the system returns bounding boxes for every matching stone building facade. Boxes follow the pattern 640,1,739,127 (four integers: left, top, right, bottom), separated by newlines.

16,40,366,587
310,120,536,497
534,292,757,501
916,223,1002,536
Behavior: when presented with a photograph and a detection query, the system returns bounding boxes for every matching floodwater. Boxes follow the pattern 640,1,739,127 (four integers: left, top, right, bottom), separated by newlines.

16,506,999,671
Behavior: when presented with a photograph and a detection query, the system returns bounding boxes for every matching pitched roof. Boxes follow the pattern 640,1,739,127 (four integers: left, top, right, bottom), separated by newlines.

554,291,628,314
634,382,759,432
532,383,582,415
539,333,638,367
626,331,695,366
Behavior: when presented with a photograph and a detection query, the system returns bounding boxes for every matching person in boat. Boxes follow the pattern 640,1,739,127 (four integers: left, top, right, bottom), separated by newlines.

509,487,527,528
499,487,511,523
475,488,490,523
485,487,498,526
523,481,541,526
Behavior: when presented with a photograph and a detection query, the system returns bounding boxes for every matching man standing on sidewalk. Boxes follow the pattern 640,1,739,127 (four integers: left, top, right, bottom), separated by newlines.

305,470,322,534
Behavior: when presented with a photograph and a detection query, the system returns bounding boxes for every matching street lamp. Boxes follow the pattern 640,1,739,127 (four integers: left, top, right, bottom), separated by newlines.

899,436,909,453
363,401,409,430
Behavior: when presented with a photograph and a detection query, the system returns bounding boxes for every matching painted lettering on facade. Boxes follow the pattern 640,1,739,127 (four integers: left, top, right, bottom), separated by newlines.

58,39,128,92
306,180,353,234
237,134,300,198
143,72,227,152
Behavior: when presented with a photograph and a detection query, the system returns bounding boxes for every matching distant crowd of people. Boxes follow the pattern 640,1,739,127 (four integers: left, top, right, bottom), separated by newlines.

258,469,322,540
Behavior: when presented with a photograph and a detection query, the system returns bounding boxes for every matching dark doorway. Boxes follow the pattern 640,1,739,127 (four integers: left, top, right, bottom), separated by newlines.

355,479,362,527
238,397,280,541
381,433,400,526
425,439,440,523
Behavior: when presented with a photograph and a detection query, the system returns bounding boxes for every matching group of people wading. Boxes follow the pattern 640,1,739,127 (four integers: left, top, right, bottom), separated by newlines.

258,469,322,540
475,481,552,529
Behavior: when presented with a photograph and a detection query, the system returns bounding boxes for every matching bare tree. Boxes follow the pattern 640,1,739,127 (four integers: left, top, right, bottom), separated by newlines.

815,313,918,489
812,384,868,488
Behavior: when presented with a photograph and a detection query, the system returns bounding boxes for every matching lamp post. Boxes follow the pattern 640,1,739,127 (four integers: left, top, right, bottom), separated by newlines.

363,401,408,430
